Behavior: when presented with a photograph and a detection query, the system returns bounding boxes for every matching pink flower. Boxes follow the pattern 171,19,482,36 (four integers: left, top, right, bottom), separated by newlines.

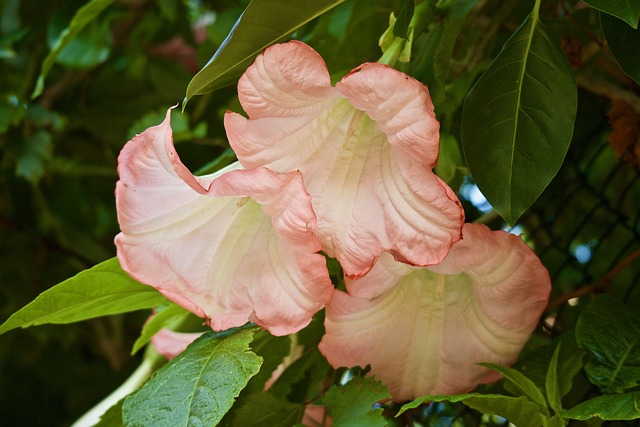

318,223,551,400
115,109,333,336
225,41,464,278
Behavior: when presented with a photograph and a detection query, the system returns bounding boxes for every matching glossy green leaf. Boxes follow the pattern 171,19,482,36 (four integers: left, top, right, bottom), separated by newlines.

122,328,263,427
562,391,640,421
231,392,304,427
601,12,640,84
185,0,346,104
461,4,577,225
32,0,116,98
575,295,640,393
480,363,549,416
399,393,545,427
546,344,563,414
324,377,390,427
0,258,169,336
130,303,190,355
583,0,640,28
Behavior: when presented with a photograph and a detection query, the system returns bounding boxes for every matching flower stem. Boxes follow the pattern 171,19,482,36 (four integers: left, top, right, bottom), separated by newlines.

70,346,164,427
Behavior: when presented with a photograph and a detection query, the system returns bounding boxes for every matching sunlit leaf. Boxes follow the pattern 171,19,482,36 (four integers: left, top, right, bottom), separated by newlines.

561,391,640,421
399,393,546,427
0,258,169,336
324,377,390,427
480,363,549,416
185,0,346,104
601,12,640,84
583,0,640,28
32,0,116,98
461,4,577,225
130,303,190,355
122,328,262,427
575,295,640,393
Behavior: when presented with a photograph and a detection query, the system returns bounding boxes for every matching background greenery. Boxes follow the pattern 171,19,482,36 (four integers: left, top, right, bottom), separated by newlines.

0,0,638,425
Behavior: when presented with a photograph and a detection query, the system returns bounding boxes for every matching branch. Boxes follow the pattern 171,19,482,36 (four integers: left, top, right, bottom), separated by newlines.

576,73,640,116
547,247,640,309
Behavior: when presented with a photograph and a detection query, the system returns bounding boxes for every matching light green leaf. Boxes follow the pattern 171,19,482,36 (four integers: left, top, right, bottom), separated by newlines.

324,376,391,427
480,362,549,416
399,393,545,427
575,295,640,393
601,12,640,84
546,414,566,427
561,391,640,421
461,2,577,225
122,328,263,427
0,258,169,336
546,343,563,414
583,0,640,28
131,303,191,355
185,0,346,104
231,392,304,427
32,0,116,98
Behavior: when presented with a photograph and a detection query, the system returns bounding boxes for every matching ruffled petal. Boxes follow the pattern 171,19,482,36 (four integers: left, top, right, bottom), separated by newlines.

115,109,333,336
225,41,463,278
319,224,550,400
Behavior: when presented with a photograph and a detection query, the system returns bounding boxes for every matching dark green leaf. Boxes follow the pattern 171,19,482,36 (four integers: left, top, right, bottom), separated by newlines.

131,303,191,355
231,392,304,427
461,6,577,225
0,258,169,336
546,343,563,414
435,133,467,191
242,330,291,395
583,0,640,28
95,399,124,427
399,393,545,427
185,0,346,104
56,19,112,69
122,328,263,427
15,130,52,184
601,12,640,85
32,0,116,98
480,363,549,416
324,376,390,427
269,348,331,403
575,295,640,393
561,391,640,421
393,0,414,40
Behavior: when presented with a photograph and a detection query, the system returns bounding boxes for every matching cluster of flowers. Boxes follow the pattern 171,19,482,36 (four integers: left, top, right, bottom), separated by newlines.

115,41,550,400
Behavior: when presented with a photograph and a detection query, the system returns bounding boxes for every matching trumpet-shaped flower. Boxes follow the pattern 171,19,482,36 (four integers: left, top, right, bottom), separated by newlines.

225,41,464,278
115,110,333,336
318,223,550,400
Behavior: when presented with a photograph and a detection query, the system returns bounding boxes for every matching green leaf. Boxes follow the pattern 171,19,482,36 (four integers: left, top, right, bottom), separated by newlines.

269,348,331,403
393,0,414,40
399,393,545,427
95,399,124,427
546,344,563,414
122,328,263,427
15,130,52,184
583,0,640,28
575,295,640,393
435,133,467,191
242,330,291,395
561,391,640,421
601,12,640,85
480,362,549,416
323,376,391,427
131,303,191,355
55,18,112,69
185,0,346,104
32,0,116,98
231,392,304,427
460,3,577,225
0,258,169,336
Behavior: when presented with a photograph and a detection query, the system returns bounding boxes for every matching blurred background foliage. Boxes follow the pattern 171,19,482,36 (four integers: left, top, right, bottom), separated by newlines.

0,0,638,425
